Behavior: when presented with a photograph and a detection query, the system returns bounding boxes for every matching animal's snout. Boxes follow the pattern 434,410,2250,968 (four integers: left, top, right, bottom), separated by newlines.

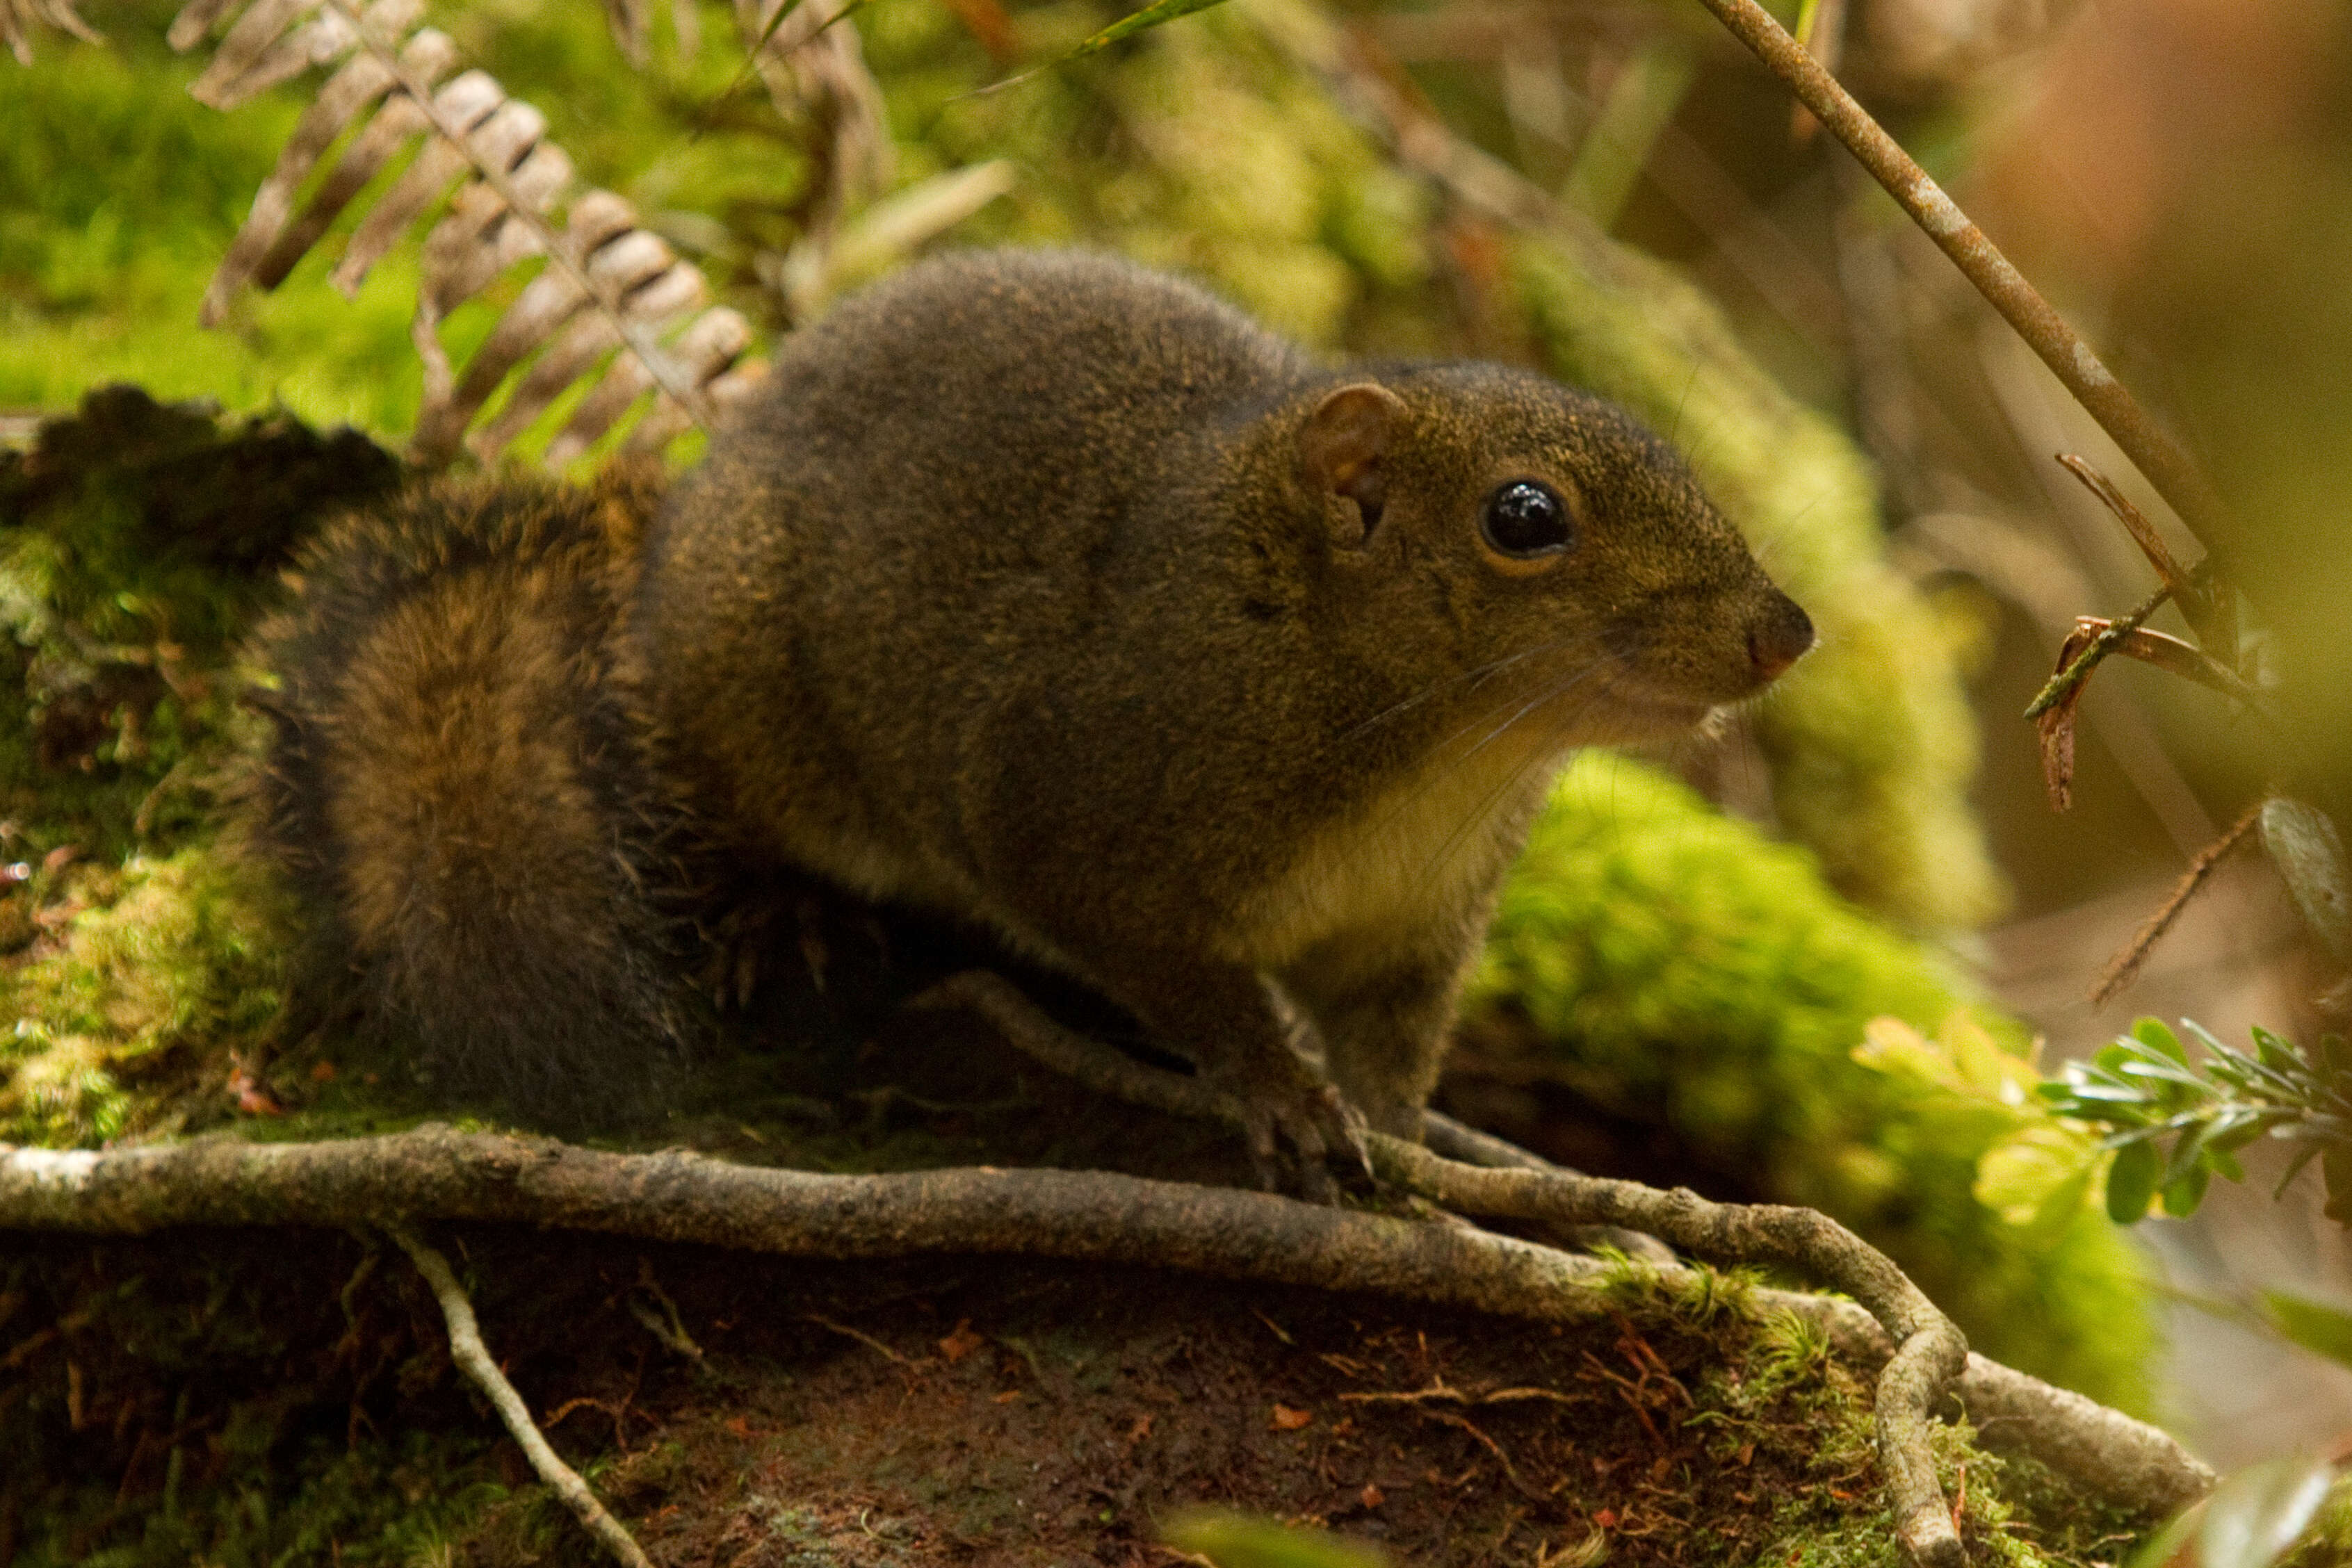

1746,594,1815,682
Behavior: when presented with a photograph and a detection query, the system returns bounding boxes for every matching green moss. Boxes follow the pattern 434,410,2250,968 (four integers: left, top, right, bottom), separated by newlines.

5,1428,508,1568
2282,1481,2352,1567
0,845,289,1146
1678,1309,2146,1568
0,1226,512,1567
0,386,398,869
1744,1305,1835,1405
1477,753,2154,1409
1597,1251,1767,1336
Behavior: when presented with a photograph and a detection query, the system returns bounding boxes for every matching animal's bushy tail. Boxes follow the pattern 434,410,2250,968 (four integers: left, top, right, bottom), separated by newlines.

247,470,706,1127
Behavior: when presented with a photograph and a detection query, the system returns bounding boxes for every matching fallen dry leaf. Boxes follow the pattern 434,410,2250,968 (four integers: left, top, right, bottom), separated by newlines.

937,1319,984,1364
227,1067,282,1117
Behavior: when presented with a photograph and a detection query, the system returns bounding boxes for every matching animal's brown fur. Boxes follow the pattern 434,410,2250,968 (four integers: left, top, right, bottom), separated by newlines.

640,250,1809,1151
251,250,1809,1154
250,467,704,1126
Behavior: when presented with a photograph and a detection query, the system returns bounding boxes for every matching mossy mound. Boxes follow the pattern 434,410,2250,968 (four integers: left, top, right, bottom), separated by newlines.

0,384,399,866
1465,753,2154,1411
1,846,287,1148
0,388,383,1147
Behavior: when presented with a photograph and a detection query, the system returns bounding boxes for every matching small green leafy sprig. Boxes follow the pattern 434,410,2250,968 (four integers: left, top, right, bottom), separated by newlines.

2038,1018,2352,1225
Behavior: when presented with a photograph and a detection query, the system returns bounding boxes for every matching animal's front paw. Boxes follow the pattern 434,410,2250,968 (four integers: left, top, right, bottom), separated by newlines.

1212,1063,1372,1203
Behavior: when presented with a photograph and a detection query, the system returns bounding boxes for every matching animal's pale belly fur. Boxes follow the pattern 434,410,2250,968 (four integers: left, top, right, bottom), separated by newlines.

1217,731,1570,972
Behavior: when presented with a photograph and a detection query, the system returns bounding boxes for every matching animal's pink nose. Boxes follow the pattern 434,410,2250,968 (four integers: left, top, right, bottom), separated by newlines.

1748,594,1815,681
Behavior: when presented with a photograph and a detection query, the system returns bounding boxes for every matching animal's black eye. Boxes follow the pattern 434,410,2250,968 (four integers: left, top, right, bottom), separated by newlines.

1481,480,1573,558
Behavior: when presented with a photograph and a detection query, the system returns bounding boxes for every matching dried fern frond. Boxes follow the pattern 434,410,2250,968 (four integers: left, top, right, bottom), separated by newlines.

605,0,649,67
598,0,700,72
3,0,102,66
730,0,1025,322
771,158,1017,321
173,0,759,468
738,0,893,245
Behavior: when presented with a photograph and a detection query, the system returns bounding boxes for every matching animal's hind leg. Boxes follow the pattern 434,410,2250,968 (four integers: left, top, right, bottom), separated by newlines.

913,966,1364,1199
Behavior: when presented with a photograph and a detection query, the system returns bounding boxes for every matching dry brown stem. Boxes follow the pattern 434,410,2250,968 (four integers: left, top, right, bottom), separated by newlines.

2031,583,2172,809
1689,0,2232,563
1,0,99,65
386,1224,655,1568
2094,801,2266,1004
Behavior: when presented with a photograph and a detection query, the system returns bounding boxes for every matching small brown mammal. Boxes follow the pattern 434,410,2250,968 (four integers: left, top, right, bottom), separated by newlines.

255,248,1812,1170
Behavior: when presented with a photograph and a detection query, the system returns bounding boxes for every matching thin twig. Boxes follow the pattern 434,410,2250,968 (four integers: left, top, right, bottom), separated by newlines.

384,1224,654,1568
2093,801,2266,1004
626,1260,709,1369
804,1312,914,1364
2024,582,2171,721
1688,0,2231,560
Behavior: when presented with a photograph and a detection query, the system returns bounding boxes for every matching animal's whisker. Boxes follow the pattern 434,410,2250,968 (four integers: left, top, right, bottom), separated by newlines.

1334,639,1571,747
1413,655,1609,775
1421,676,1609,879
1446,663,1607,775
1346,660,1605,844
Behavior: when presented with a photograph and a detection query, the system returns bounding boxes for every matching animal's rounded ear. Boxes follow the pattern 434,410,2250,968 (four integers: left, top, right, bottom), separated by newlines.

1298,383,1406,548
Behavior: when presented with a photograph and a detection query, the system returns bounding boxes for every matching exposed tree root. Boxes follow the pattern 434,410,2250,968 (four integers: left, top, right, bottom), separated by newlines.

0,1125,2215,1546
1378,1141,1970,1567
386,1224,654,1568
1421,1107,1674,1264
934,968,1958,1564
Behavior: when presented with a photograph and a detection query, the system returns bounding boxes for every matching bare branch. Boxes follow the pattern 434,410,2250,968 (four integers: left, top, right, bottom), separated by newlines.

1688,0,2232,562
0,1129,2216,1519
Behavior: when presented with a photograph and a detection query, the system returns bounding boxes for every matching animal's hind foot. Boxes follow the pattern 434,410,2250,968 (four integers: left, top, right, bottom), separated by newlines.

912,968,1368,1200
